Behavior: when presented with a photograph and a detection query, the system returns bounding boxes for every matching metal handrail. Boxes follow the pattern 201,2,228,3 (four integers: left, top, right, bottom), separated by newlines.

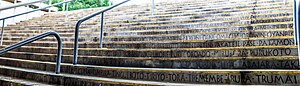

294,0,297,44
0,0,71,20
0,0,47,11
295,0,300,66
0,31,62,74
0,0,71,45
73,0,130,65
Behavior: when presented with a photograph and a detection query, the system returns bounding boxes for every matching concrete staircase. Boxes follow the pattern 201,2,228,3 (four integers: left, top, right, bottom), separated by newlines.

0,0,298,85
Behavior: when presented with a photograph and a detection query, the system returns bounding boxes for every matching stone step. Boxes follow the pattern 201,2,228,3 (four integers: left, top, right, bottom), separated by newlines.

0,75,53,86
5,21,292,38
13,14,293,32
118,1,292,18
4,21,293,37
26,7,292,25
6,23,98,30
22,7,292,29
108,8,292,25
0,65,191,85
1,51,299,69
107,13,292,27
123,21,293,31
108,21,292,32
5,26,75,30
145,7,292,20
4,27,98,32
1,37,295,48
2,32,101,37
106,16,292,31
11,8,292,30
12,16,293,35
0,45,297,57
16,20,98,27
0,29,294,43
16,4,290,25
1,36,98,42
106,14,289,26
0,61,299,85
6,22,292,36
104,29,294,41
107,25,291,36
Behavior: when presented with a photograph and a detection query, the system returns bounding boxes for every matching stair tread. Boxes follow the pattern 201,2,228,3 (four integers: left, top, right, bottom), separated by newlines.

0,65,221,85
0,74,53,86
0,57,299,72
1,36,294,44
1,45,295,50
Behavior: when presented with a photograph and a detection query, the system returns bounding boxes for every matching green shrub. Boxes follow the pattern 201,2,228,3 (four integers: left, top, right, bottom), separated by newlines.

45,0,111,11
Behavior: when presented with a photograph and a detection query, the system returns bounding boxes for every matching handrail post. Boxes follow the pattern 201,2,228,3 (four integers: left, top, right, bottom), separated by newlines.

294,0,298,45
296,0,300,66
54,32,62,74
73,21,81,65
152,0,154,16
63,0,66,12
1,19,5,45
13,0,17,23
63,0,68,22
65,2,68,22
26,0,29,20
48,0,52,12
99,13,104,48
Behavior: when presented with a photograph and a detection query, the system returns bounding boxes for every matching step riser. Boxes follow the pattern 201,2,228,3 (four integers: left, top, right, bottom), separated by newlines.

108,17,292,28
138,8,292,20
4,34,73,37
2,38,294,48
6,22,293,37
109,13,291,25
210,13,291,21
3,33,99,37
4,46,298,57
0,67,138,85
108,26,291,36
112,22,292,31
108,12,291,25
18,13,292,27
109,22,292,33
123,8,292,22
0,55,299,69
105,30,294,41
104,39,295,48
2,30,294,42
0,81,24,86
1,60,299,85
1,0,297,85
2,37,97,42
68,68,300,85
1,52,65,63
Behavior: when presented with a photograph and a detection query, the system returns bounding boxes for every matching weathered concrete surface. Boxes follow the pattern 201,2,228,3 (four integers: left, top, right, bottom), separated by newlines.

0,58,299,85
1,53,299,69
1,45,296,57
0,0,297,85
0,65,152,86
0,75,53,86
0,37,294,49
